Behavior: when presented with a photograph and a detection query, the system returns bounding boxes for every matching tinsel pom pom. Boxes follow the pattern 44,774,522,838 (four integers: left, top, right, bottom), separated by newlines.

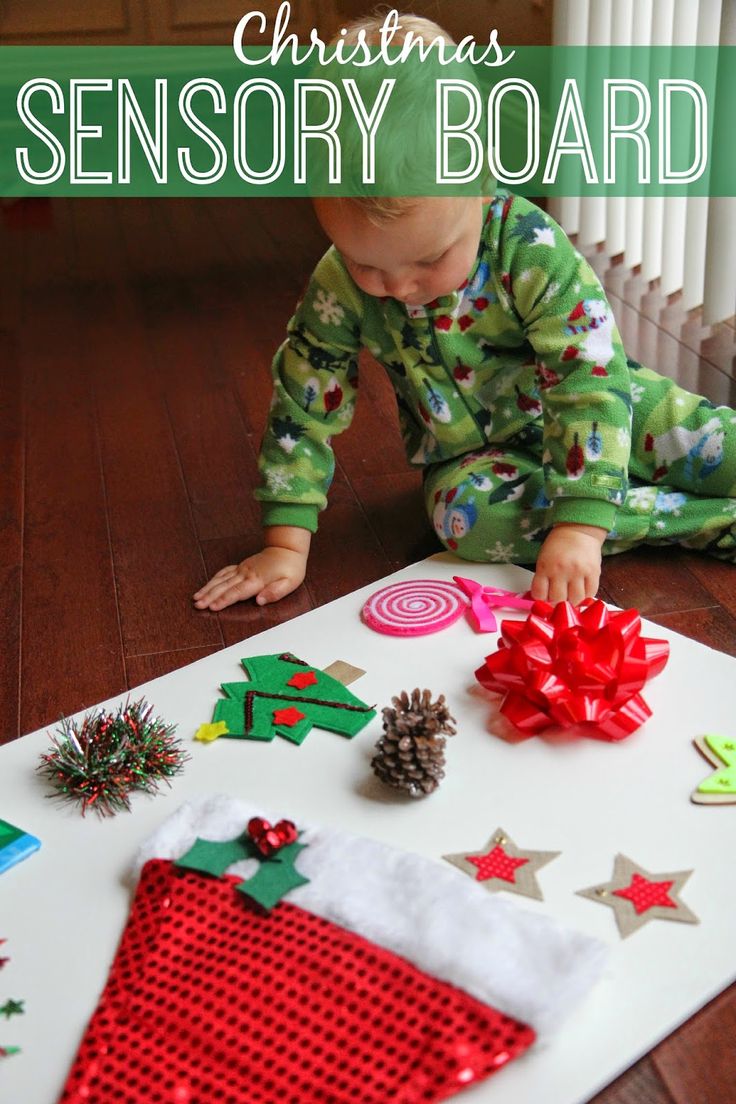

37,699,188,817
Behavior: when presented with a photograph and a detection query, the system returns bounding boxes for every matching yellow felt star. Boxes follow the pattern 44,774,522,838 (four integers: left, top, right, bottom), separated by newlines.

194,721,230,744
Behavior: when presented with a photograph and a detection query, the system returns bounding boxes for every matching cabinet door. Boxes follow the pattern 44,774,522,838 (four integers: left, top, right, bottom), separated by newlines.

147,0,336,45
0,0,148,43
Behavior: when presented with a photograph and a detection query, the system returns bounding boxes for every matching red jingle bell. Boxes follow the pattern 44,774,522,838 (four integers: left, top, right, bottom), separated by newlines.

247,816,298,857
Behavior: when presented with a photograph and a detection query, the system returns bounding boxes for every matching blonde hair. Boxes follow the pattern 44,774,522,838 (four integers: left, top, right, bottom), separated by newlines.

332,11,456,224
337,11,455,51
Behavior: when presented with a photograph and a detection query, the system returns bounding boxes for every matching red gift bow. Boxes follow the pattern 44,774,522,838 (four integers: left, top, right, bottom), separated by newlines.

475,598,670,741
247,817,298,857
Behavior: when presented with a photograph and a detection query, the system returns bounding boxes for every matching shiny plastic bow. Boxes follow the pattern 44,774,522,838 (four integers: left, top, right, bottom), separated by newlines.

453,576,534,633
475,598,670,741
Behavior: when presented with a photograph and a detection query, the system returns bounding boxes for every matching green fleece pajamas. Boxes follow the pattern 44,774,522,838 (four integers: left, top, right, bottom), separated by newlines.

424,361,736,563
255,191,736,565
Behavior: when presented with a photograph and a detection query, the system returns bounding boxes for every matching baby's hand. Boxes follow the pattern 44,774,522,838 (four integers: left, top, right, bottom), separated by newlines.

531,523,607,607
193,530,310,611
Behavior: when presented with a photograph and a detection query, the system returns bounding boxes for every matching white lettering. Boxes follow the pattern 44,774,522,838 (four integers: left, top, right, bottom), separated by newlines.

118,78,167,184
70,79,113,185
233,79,286,184
436,80,483,184
604,80,651,184
542,78,598,185
342,78,395,184
488,79,540,184
16,79,66,184
178,79,228,184
659,79,707,184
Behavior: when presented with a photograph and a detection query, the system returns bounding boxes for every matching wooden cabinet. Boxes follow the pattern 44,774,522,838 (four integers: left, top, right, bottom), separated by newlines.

0,0,148,43
148,1,333,46
0,2,549,47
0,1,336,45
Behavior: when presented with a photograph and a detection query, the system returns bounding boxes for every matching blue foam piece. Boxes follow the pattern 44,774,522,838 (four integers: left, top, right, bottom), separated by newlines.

0,821,41,875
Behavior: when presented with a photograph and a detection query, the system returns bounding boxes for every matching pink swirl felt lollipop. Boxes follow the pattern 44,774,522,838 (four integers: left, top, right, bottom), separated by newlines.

362,579,466,636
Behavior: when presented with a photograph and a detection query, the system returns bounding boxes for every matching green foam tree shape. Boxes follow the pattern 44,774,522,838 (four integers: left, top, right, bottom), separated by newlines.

175,829,309,911
211,653,375,745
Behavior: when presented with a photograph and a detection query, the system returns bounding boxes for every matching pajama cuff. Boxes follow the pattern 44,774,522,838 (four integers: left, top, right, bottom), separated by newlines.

260,501,320,533
550,498,618,532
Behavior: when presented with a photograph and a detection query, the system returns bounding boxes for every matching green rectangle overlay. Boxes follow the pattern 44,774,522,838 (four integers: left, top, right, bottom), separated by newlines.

0,45,733,196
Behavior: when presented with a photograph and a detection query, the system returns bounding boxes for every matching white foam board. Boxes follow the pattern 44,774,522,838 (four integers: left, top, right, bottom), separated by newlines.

1,553,734,1104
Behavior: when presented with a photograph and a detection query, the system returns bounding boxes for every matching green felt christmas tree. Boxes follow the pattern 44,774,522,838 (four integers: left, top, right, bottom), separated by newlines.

206,653,376,746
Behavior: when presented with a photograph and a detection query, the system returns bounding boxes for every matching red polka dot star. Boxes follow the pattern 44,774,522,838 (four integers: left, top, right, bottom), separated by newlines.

577,854,699,938
444,828,560,901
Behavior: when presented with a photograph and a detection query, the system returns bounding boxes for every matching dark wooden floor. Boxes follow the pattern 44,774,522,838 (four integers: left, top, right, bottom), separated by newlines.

1,196,734,1101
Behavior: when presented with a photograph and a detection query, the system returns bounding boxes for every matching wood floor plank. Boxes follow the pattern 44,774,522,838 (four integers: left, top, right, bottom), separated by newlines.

192,270,279,440
93,358,224,656
260,197,330,277
180,202,297,439
67,198,129,288
19,283,127,733
349,472,440,570
652,987,736,1104
332,352,414,478
125,645,222,688
0,203,27,330
600,548,719,617
20,199,78,299
70,203,224,658
646,606,736,658
204,197,318,284
0,331,22,744
307,501,394,606
207,197,326,285
683,556,736,620
588,1057,675,1104
117,201,264,544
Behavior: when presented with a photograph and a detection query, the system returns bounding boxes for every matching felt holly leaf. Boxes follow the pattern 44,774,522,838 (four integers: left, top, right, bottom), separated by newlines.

175,823,311,912
235,841,310,911
175,833,253,877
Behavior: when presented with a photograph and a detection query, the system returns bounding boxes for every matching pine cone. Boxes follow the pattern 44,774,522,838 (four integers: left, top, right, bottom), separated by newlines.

371,689,456,798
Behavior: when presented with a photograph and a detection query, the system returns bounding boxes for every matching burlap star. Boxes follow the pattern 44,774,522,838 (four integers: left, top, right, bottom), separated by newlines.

443,827,560,901
577,854,699,938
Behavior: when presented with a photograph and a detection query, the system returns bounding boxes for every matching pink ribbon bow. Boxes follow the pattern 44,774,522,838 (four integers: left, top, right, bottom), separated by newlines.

453,576,534,633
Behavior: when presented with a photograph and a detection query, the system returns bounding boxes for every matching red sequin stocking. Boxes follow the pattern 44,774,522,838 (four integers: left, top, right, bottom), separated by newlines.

60,861,534,1103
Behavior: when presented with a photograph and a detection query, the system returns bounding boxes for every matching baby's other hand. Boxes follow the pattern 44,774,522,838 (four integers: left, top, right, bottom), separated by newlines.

193,546,307,611
531,523,607,607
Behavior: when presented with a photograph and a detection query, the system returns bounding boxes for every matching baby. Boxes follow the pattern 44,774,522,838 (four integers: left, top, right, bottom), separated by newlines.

194,13,736,613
